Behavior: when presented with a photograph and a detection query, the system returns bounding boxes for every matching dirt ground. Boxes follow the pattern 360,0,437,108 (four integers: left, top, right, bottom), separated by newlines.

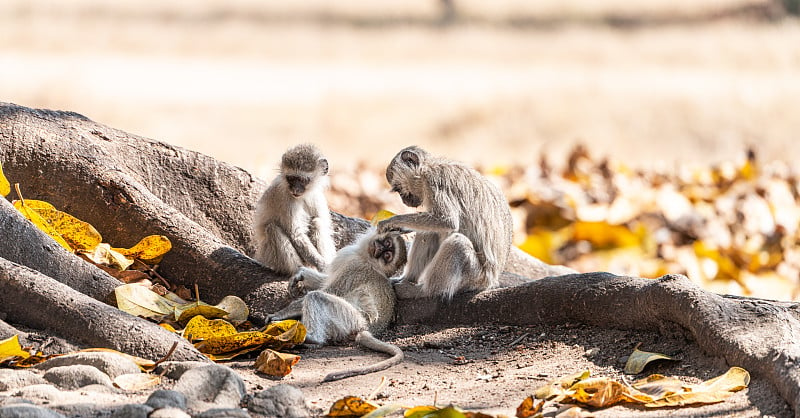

227,322,791,417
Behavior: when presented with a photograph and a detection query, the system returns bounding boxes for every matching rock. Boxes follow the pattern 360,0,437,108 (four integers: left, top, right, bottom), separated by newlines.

154,361,210,380
173,365,245,411
0,370,48,391
195,408,251,418
149,407,191,418
42,365,113,390
13,384,63,401
36,352,141,379
0,404,66,418
246,384,312,418
110,404,154,418
146,389,187,410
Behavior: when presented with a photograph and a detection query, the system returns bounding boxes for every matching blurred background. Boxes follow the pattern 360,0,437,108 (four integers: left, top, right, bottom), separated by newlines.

2,0,800,299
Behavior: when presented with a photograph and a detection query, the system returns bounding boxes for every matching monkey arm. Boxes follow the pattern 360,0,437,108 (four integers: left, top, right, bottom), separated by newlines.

288,231,328,270
289,267,328,298
378,212,457,234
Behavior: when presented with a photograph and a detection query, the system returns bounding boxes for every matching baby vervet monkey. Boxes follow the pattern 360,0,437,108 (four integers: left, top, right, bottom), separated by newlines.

378,145,513,300
270,228,407,382
253,144,336,276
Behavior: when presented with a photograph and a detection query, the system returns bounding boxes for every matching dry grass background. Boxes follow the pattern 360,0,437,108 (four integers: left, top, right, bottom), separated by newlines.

2,0,800,178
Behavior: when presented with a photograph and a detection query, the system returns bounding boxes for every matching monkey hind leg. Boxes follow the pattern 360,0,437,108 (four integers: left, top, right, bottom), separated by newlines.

269,298,304,322
302,291,367,345
418,232,486,299
255,223,303,276
323,331,404,382
402,232,440,284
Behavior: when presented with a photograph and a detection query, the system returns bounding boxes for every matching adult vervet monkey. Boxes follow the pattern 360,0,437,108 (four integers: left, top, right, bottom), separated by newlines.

378,145,513,299
271,228,408,382
253,144,336,275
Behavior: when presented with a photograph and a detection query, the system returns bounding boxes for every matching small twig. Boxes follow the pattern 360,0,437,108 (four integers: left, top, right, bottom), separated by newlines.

367,376,387,401
152,341,179,372
508,332,529,347
194,283,200,301
13,183,24,204
133,259,170,288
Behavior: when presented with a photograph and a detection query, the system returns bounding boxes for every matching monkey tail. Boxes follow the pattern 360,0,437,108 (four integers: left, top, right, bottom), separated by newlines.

322,331,404,382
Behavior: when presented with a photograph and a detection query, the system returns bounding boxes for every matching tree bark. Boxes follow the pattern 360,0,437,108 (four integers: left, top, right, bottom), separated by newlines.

0,257,208,362
1,102,798,414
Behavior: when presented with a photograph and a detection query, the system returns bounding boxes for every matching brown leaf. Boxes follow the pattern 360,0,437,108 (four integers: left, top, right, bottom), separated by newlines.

254,349,300,377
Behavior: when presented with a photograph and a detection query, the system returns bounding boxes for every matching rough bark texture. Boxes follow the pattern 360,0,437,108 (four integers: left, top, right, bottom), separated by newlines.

1,102,799,414
0,258,208,362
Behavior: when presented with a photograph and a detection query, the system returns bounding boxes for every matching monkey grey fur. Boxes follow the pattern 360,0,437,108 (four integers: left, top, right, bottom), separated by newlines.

270,228,407,382
253,144,336,276
378,145,513,299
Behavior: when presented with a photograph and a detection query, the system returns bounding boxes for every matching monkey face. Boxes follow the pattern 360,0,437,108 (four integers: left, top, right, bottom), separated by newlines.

369,233,407,275
392,187,422,208
285,175,310,197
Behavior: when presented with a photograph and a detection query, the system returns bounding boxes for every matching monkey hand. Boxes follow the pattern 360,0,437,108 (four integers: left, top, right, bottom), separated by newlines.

377,218,410,234
288,268,311,299
393,279,425,299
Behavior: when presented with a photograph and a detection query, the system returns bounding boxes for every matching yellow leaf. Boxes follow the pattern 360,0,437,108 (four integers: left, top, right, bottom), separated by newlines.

370,209,396,226
205,345,264,361
624,346,677,374
195,331,274,355
183,316,237,342
630,374,684,399
83,243,134,270
0,162,10,197
115,283,179,319
174,301,229,324
403,406,467,418
404,406,439,418
645,367,750,408
113,235,172,264
13,199,72,251
254,349,300,377
693,366,750,393
215,295,249,326
0,335,30,364
159,323,177,333
569,377,628,408
328,396,379,417
515,396,544,418
534,369,590,400
21,200,102,251
572,221,645,249
518,227,571,264
113,373,161,391
262,320,307,348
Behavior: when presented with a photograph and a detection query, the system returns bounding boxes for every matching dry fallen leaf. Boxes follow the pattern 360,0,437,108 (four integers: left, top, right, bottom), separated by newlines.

515,396,544,418
0,335,30,364
113,235,172,264
113,373,161,391
624,345,677,374
182,315,237,342
254,349,300,377
0,162,10,197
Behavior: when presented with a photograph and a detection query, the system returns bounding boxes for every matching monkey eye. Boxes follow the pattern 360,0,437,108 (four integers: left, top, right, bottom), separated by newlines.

382,251,392,263
383,238,392,248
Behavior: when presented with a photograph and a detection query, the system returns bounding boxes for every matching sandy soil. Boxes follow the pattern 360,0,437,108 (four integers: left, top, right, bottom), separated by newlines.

227,322,791,417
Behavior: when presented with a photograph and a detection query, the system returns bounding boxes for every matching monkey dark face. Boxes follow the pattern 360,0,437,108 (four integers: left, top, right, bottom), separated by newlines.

369,233,407,275
398,190,422,208
285,175,310,197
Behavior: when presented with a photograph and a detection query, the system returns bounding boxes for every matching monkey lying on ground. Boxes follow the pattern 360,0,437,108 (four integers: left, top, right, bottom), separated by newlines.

378,145,513,300
253,144,336,276
270,228,407,382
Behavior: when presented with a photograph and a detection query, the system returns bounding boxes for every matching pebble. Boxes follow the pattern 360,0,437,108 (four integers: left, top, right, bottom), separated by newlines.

35,352,141,379
0,361,311,416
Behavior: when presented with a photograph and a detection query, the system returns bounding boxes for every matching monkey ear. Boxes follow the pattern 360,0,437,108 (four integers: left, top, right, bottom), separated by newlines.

319,158,329,175
400,150,420,168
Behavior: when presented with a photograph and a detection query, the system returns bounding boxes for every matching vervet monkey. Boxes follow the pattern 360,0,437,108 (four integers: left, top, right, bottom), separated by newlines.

378,145,513,299
253,144,336,276
271,228,407,382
